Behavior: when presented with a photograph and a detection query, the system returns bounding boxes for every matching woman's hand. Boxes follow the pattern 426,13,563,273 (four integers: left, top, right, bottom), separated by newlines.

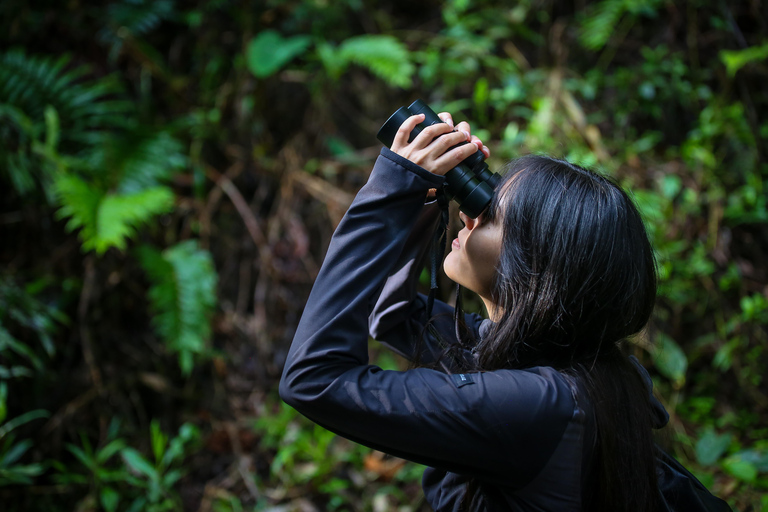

391,112,490,176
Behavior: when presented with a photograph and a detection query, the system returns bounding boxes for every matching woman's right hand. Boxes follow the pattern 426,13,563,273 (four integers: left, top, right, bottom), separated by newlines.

391,112,489,176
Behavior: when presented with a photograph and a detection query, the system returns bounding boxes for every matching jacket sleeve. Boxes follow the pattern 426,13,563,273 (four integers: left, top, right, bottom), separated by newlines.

367,199,484,370
279,148,575,486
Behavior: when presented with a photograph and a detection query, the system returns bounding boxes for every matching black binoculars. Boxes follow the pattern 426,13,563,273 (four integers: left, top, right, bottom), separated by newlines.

377,99,501,218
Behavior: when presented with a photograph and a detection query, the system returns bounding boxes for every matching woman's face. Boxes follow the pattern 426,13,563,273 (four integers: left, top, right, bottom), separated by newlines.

443,208,503,303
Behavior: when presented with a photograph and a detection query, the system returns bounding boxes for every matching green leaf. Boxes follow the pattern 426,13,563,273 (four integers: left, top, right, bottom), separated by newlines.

65,443,94,471
150,420,167,466
731,449,768,472
138,241,217,375
579,0,625,51
695,426,731,466
0,409,49,438
100,486,120,512
337,35,414,88
652,333,688,387
121,448,157,479
55,174,175,254
43,105,60,153
246,30,312,78
0,383,6,424
1,439,33,466
720,42,768,76
722,456,758,483
96,439,128,465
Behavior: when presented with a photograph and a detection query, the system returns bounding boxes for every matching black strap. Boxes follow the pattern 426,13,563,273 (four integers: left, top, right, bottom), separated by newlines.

426,186,451,321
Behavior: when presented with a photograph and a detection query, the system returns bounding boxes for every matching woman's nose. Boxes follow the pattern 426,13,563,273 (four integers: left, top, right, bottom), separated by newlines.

459,211,476,230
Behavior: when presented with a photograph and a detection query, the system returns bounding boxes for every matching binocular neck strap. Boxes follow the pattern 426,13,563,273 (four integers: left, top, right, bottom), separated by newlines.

426,186,451,322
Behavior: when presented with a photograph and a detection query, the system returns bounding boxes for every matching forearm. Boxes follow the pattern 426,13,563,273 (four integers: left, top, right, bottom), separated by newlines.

279,148,444,408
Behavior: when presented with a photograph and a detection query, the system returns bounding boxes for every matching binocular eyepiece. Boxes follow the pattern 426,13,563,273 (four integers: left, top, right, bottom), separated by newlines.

377,99,501,218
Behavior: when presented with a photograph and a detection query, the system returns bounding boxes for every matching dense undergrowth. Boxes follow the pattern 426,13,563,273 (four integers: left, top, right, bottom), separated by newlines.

1,0,767,510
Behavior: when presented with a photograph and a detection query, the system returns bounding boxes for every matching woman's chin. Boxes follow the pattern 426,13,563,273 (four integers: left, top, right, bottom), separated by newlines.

442,254,459,284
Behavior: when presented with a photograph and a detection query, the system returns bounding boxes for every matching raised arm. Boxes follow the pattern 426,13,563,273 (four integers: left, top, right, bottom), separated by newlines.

367,198,485,369
279,148,575,485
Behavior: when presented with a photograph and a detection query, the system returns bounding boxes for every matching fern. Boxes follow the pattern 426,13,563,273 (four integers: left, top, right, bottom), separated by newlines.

55,174,175,254
0,50,129,144
579,0,626,51
87,130,187,193
579,0,662,51
0,277,64,379
0,50,130,197
107,0,176,35
321,35,414,88
99,0,177,60
52,123,186,255
138,241,217,375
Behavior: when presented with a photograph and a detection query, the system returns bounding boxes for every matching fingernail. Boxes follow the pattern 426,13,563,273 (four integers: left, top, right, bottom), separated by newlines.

461,130,470,139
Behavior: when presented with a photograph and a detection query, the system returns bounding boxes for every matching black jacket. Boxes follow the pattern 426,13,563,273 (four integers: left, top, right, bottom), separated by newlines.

279,148,731,511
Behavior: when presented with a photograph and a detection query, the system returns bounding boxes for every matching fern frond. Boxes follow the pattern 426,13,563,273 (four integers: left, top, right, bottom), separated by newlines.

99,0,177,59
579,0,662,51
87,130,187,193
53,174,102,242
0,276,64,378
106,0,176,36
94,187,175,253
138,241,217,375
54,174,174,254
0,50,132,197
337,35,414,88
0,50,130,143
579,0,626,51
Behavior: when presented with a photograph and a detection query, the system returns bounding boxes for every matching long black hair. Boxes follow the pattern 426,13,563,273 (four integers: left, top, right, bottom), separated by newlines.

455,155,660,511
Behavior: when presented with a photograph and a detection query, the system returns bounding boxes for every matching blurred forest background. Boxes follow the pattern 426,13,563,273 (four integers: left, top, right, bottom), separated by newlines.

1,0,767,510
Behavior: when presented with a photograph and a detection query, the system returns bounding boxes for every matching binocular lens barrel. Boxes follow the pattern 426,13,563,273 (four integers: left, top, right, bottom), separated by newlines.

376,100,500,219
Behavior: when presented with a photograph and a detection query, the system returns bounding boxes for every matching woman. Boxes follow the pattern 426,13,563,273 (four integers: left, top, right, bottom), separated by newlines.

279,111,727,511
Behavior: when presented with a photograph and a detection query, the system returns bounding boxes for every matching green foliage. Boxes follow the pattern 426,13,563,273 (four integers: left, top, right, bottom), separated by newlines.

99,0,178,60
720,42,768,76
138,241,217,375
0,50,129,141
55,174,175,254
52,419,199,512
246,30,312,78
53,126,186,255
578,0,662,51
0,276,65,378
652,333,688,388
119,421,200,512
2,0,767,510
0,50,129,198
53,423,127,511
696,426,732,466
319,35,415,88
253,397,425,510
0,383,49,486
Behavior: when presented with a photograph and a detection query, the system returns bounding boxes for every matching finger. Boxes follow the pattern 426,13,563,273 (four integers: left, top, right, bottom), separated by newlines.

391,114,425,151
438,112,454,129
468,133,490,158
433,130,473,154
411,121,456,149
455,121,471,136
470,135,485,152
431,141,484,175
